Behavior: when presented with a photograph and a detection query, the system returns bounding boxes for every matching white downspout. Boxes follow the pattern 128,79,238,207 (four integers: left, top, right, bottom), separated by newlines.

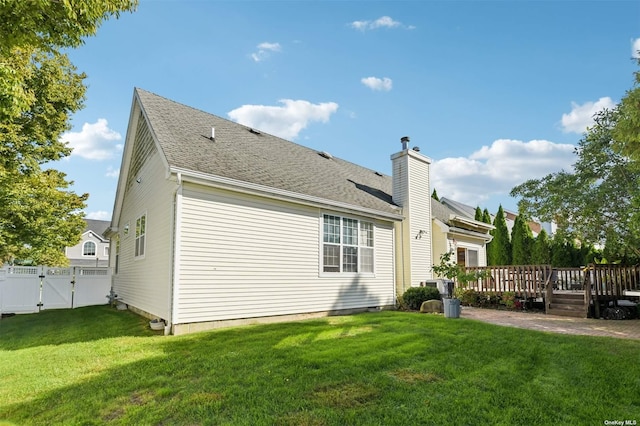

167,172,183,335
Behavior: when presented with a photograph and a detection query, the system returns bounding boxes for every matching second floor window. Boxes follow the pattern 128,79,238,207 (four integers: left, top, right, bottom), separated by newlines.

135,213,146,258
83,241,96,256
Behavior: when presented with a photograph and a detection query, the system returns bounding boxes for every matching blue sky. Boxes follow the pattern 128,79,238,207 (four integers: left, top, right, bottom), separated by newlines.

56,0,640,221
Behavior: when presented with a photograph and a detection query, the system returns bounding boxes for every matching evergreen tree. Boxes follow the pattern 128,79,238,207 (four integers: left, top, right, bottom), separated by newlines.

487,205,511,265
531,228,551,264
474,206,483,221
482,208,492,224
550,233,575,267
511,215,533,265
431,189,439,201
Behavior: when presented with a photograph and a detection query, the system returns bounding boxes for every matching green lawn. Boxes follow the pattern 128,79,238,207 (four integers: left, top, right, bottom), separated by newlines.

1,306,639,425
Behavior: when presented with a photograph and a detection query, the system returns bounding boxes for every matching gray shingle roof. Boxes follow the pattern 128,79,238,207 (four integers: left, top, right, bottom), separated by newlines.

431,198,458,223
440,197,476,219
84,219,110,236
136,88,399,216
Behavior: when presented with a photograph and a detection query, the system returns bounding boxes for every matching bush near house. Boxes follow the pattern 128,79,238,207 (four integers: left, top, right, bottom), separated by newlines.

401,286,441,311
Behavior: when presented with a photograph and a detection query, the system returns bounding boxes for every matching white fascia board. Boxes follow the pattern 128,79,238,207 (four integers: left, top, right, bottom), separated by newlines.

170,167,404,222
448,226,493,242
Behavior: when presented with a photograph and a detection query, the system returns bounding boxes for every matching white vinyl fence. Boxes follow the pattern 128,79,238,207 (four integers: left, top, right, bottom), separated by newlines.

0,265,111,314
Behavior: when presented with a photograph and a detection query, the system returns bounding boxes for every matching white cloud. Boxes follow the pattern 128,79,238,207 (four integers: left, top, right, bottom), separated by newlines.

431,139,575,208
361,76,393,91
227,99,339,140
560,97,616,134
349,16,413,31
251,42,282,62
86,210,111,220
632,37,640,59
105,166,120,178
62,119,123,160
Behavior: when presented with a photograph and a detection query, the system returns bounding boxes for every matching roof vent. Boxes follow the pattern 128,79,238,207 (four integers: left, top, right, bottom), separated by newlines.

374,171,383,176
249,128,261,135
210,127,215,141
412,146,420,152
318,151,333,160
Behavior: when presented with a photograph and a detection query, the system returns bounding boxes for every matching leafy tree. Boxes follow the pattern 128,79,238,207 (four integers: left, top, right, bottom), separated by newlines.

431,189,440,201
474,206,482,221
0,0,137,265
531,228,551,265
511,214,533,265
487,205,511,265
611,59,640,160
511,106,640,262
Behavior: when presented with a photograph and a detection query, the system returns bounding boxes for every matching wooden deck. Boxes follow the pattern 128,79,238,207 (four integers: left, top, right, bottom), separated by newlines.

462,264,640,318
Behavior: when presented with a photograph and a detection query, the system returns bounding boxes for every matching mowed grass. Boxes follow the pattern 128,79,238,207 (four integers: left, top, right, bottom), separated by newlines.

1,306,639,425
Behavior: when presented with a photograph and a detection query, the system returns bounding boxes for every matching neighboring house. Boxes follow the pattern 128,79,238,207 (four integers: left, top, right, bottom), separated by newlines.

431,199,493,269
106,88,434,334
66,219,110,267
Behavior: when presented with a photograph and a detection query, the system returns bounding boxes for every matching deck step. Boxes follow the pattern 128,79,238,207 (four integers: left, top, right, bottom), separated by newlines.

548,292,587,318
552,296,585,306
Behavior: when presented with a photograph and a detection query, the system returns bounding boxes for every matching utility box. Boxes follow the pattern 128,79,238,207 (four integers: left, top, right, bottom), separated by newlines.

423,279,455,298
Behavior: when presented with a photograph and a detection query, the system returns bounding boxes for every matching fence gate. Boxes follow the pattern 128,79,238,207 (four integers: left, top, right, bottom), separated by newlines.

42,267,73,310
0,265,111,314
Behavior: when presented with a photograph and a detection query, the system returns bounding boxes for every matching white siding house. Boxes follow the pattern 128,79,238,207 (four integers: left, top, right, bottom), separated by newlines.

108,89,439,334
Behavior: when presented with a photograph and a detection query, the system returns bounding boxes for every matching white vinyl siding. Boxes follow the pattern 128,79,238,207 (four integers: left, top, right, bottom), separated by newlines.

111,116,174,321
174,184,396,325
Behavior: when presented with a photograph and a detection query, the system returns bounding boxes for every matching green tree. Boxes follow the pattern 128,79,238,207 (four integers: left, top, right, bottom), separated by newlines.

0,0,137,265
431,189,440,201
611,59,640,160
487,205,511,265
550,235,576,267
511,106,640,262
511,215,533,265
474,206,482,221
531,228,551,265
481,208,492,224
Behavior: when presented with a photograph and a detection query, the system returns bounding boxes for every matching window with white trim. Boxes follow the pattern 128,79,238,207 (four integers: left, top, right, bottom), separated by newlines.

83,241,96,256
135,213,146,258
322,214,374,273
457,247,479,267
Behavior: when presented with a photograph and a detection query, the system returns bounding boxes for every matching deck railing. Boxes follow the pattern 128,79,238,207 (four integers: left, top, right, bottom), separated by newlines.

462,264,640,303
464,265,552,299
585,264,640,299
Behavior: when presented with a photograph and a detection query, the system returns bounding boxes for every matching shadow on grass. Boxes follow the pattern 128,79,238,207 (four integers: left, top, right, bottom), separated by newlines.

0,305,158,350
2,309,640,425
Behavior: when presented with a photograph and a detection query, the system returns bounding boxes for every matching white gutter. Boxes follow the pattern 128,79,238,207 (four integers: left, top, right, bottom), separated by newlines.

169,167,404,222
167,172,183,335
